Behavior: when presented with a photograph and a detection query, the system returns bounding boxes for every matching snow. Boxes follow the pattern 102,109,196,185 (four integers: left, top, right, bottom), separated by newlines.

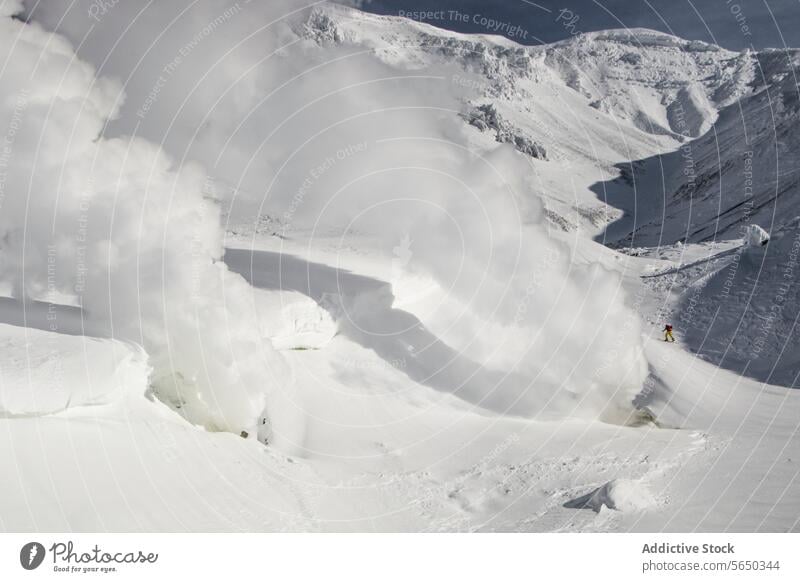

0,323,147,417
567,478,657,513
1,0,798,533
745,224,770,247
271,296,338,351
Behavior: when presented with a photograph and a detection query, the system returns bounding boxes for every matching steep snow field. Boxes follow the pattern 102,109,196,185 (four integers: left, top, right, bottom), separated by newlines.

1,1,799,533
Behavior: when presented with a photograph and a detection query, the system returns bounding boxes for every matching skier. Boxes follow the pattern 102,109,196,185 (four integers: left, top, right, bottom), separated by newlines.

663,324,675,343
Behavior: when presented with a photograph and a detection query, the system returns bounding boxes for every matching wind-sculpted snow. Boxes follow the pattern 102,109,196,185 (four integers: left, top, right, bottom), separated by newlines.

0,8,294,446
0,324,148,418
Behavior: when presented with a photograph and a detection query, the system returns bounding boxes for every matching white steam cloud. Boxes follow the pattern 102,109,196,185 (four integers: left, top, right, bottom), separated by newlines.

0,4,294,447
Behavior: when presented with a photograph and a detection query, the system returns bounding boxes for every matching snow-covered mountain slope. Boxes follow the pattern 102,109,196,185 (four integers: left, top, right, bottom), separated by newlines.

541,29,753,139
632,221,800,387
303,7,752,140
298,5,800,248
600,48,800,385
296,5,760,237
608,48,800,247
294,4,800,390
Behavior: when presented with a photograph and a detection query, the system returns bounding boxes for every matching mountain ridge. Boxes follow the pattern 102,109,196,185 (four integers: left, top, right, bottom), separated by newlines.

300,3,798,243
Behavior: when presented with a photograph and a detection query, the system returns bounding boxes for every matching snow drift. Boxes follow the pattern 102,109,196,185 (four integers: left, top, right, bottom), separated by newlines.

0,326,148,417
